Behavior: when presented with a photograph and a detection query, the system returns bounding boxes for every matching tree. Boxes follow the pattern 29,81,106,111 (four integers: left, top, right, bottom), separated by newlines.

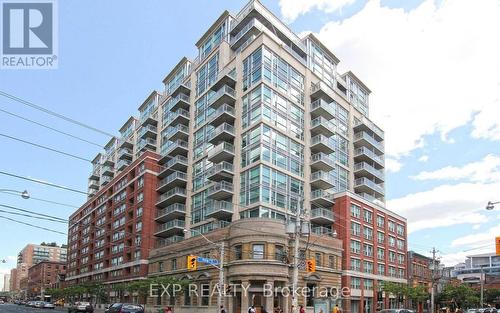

484,288,500,306
438,284,479,309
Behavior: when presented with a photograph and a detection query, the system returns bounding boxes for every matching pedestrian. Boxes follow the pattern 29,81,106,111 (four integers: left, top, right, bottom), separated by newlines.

300,305,306,313
248,305,256,313
333,304,341,313
220,305,226,313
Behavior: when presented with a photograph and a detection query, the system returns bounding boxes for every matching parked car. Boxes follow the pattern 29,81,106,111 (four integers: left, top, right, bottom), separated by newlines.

467,309,478,313
43,302,56,309
34,301,46,308
27,301,37,307
483,309,498,313
379,310,414,313
105,303,145,313
0,300,4,304
68,302,94,313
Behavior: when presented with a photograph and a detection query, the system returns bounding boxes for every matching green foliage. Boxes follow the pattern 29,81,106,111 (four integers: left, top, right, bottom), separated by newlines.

438,284,480,308
381,282,430,303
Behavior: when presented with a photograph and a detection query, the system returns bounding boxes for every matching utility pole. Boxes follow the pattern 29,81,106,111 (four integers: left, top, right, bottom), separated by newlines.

430,248,439,313
217,242,225,313
291,213,301,313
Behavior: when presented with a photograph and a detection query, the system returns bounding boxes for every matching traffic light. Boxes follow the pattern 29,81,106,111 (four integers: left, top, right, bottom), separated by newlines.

306,259,316,272
187,255,197,271
496,236,500,255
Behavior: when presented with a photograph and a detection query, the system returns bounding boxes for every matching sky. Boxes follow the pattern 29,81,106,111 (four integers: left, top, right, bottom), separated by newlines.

1,0,500,289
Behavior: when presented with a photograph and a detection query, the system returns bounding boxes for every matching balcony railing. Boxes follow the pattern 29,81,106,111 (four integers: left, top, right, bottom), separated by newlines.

164,108,190,126
138,125,157,138
163,124,189,141
354,147,384,167
160,139,188,156
156,235,184,248
118,148,133,160
310,153,335,171
208,85,236,109
354,177,385,195
310,208,335,224
157,171,188,191
116,159,131,171
208,103,235,126
208,181,234,199
207,123,235,144
354,162,385,182
155,203,186,222
156,187,187,207
155,219,185,236
208,142,235,163
311,116,336,136
310,189,335,206
354,117,384,140
311,98,335,120
311,134,336,153
206,161,234,181
168,93,190,111
205,200,233,219
137,138,157,151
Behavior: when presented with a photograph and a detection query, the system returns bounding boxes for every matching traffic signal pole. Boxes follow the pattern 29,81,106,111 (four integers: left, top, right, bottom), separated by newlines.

291,211,301,313
217,242,225,313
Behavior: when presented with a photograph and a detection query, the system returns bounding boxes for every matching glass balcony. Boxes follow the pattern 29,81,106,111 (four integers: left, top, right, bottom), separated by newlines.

354,162,385,183
206,161,234,181
118,147,133,160
89,167,100,180
230,18,263,50
138,125,157,139
354,147,384,169
101,165,114,177
311,98,335,120
137,138,157,152
311,134,335,154
353,117,384,141
139,112,158,127
208,142,235,163
156,235,184,248
163,124,189,142
88,179,99,190
160,139,188,158
155,219,185,237
170,80,191,98
310,153,335,172
310,81,334,102
311,225,333,236
354,177,385,198
164,108,189,127
156,187,187,207
158,155,188,178
208,85,236,109
311,171,335,189
311,116,336,137
168,93,190,111
210,68,237,91
208,104,235,127
157,171,188,192
205,200,233,219
208,123,235,145
310,208,335,224
354,131,384,155
155,203,186,222
208,181,234,200
310,189,335,207
100,176,112,186
116,159,131,171
118,138,133,149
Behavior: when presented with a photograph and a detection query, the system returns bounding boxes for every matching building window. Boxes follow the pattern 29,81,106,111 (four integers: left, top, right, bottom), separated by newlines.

234,245,242,260
351,222,361,236
137,192,144,203
329,255,337,269
363,261,373,274
252,244,264,259
378,264,385,275
351,277,361,290
377,215,385,228
363,227,373,240
275,245,285,262
363,244,373,257
315,253,322,267
171,258,177,271
363,209,373,223
350,240,361,254
158,261,164,272
137,176,144,188
388,221,396,232
201,283,210,306
136,207,143,217
389,251,396,263
364,279,373,290
397,224,405,236
377,248,385,261
377,231,385,244
351,258,361,271
136,221,142,232
351,204,361,218
389,236,396,247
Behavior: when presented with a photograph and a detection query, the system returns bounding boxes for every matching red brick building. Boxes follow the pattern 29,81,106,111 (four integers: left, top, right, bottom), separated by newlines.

407,251,434,313
27,261,66,299
65,151,161,300
333,192,408,313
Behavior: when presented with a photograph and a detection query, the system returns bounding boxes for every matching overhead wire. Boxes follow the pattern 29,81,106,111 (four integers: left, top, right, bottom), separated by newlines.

0,215,66,235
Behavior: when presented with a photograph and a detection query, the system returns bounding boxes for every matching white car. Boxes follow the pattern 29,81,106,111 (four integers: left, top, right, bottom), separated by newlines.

44,302,56,309
0,300,4,304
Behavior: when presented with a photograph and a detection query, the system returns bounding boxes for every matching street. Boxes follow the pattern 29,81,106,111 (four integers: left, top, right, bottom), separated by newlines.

0,304,65,313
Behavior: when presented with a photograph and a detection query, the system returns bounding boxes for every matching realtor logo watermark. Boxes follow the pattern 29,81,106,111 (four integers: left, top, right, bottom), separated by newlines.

1,0,58,69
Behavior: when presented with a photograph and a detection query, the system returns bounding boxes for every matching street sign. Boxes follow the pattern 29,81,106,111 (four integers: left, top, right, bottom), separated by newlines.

197,256,219,265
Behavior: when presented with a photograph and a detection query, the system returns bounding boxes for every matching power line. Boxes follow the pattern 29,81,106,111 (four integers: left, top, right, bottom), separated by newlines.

0,90,115,138
0,204,67,222
0,215,66,235
0,209,67,224
0,133,92,162
0,170,88,195
0,107,103,147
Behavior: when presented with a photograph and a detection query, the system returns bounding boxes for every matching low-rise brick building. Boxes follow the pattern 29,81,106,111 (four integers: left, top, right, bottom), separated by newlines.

27,261,66,299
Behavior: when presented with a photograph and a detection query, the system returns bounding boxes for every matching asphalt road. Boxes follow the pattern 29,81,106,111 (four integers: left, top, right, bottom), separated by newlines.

0,303,65,313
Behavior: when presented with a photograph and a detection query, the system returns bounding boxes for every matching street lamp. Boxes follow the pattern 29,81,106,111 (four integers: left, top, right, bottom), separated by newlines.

0,189,30,199
183,228,225,313
486,201,499,210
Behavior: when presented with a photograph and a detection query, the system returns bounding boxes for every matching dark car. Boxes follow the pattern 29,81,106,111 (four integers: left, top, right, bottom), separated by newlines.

105,303,144,313
68,302,94,313
483,309,498,313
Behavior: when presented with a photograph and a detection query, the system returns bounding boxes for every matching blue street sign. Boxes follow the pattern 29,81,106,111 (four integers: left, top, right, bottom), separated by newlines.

196,256,219,265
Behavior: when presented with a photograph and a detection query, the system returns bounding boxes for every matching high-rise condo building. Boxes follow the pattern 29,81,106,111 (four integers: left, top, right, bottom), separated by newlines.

67,1,398,312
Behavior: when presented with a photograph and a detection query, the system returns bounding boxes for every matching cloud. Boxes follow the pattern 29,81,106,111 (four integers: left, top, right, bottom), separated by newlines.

279,0,355,22
311,0,500,157
418,155,429,162
450,225,500,248
411,154,500,182
387,182,498,233
440,245,493,267
385,158,402,173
